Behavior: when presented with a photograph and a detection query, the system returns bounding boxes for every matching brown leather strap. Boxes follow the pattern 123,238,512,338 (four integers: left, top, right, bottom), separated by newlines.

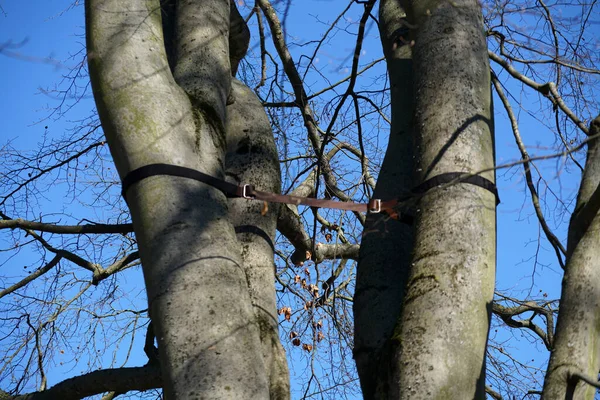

121,164,499,221
121,164,392,213
246,186,394,213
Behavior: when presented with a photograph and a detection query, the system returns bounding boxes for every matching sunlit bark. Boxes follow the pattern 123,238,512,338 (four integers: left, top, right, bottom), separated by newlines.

383,0,496,398
86,0,286,398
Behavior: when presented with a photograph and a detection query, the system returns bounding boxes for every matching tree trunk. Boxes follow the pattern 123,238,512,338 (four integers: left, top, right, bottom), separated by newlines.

86,0,287,398
386,1,496,398
226,77,290,399
542,115,600,400
354,1,414,398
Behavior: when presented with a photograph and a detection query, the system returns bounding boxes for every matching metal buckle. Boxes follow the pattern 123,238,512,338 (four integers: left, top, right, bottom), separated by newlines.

368,199,381,213
241,184,254,199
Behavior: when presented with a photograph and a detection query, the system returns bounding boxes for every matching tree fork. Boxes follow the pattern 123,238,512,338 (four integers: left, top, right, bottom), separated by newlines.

86,0,272,398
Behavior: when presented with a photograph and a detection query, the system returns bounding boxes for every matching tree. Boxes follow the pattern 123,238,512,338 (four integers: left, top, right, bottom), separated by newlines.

542,115,600,399
356,0,496,398
1,0,600,399
86,0,290,398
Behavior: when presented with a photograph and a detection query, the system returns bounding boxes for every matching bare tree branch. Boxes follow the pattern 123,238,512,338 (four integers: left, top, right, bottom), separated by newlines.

2,364,161,400
0,219,133,235
489,50,589,135
485,385,504,400
492,72,567,268
492,296,556,351
0,255,61,299
92,251,140,285
0,140,105,208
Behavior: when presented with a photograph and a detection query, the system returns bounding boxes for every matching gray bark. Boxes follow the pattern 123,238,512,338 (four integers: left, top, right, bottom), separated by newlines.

229,0,250,76
388,1,496,398
86,0,285,398
353,0,414,398
542,115,600,400
226,78,290,399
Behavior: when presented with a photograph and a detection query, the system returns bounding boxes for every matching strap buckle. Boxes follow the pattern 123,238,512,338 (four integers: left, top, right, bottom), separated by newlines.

242,184,255,199
368,199,381,213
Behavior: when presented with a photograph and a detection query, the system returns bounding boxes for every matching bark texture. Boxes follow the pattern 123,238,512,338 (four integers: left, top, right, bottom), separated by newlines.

389,1,496,398
226,78,290,399
542,115,600,400
354,1,414,398
86,0,286,398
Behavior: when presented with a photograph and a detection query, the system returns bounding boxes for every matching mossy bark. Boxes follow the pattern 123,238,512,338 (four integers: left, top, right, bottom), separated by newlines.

86,0,287,398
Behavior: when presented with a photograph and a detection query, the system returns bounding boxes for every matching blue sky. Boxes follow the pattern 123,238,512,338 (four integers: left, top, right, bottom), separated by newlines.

1,0,597,398
1,2,90,146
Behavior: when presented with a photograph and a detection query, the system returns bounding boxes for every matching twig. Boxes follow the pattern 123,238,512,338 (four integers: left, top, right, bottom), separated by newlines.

0,255,61,299
492,72,567,268
0,219,133,234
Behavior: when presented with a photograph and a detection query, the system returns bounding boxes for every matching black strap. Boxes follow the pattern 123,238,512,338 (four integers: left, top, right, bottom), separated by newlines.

121,163,246,202
390,172,499,225
413,172,500,205
120,165,500,217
